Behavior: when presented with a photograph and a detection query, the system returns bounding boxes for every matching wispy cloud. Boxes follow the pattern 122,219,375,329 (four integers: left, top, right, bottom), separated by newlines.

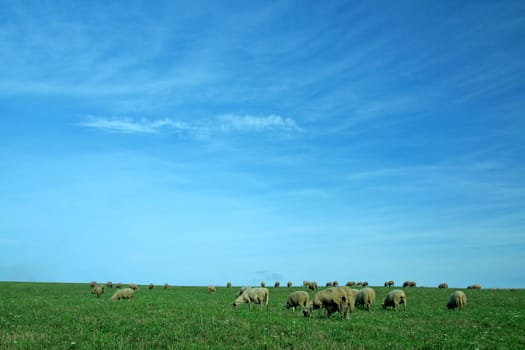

218,114,301,132
77,114,302,136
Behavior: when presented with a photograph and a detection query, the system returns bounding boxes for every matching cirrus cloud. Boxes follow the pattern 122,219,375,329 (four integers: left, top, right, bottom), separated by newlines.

77,114,302,136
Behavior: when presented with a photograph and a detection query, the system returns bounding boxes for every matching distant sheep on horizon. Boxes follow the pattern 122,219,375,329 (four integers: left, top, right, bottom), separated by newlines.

208,285,216,293
467,284,481,289
384,280,394,287
438,283,448,289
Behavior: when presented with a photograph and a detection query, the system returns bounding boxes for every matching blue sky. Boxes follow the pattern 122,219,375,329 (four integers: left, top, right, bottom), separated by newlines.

1,0,524,288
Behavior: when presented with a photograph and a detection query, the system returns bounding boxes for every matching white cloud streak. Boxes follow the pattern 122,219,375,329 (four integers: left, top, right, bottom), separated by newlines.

78,114,301,135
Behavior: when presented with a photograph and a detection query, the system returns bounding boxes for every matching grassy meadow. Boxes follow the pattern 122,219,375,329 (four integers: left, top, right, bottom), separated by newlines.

0,282,524,349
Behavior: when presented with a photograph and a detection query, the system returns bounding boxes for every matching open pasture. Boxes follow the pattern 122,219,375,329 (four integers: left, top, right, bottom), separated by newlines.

1,282,524,349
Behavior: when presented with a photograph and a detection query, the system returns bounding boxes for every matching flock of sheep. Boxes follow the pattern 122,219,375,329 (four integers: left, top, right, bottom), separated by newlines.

89,279,473,318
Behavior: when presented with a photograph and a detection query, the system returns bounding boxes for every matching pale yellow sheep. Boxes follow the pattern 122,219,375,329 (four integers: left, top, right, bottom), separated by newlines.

355,287,376,311
447,291,467,310
303,287,351,319
110,288,134,301
91,284,104,298
232,287,269,310
382,289,407,310
285,291,309,311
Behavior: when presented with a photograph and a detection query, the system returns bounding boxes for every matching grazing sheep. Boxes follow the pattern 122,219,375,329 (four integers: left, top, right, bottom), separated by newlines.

91,285,104,298
110,288,134,301
362,281,369,287
116,283,123,289
260,282,266,288
355,287,376,311
467,284,481,289
346,281,356,287
226,282,232,288
232,287,269,310
236,286,251,297
287,281,293,288
341,286,359,303
285,291,310,311
89,281,97,288
149,283,154,290
106,281,113,288
307,281,318,290
447,291,467,310
326,282,334,287
208,285,216,293
384,280,394,287
303,281,317,290
163,283,169,289
403,281,417,288
382,289,407,310
356,282,363,286
438,283,448,289
303,287,351,319
129,283,138,291
274,282,280,288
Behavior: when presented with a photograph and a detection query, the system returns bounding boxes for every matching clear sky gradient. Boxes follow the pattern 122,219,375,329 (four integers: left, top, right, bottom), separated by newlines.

1,1,524,288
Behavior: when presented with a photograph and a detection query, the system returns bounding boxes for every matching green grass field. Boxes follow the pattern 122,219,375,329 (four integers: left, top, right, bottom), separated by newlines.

1,282,524,349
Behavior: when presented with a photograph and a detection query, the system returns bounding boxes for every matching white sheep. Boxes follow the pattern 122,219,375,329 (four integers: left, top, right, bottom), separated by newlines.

236,286,250,297
232,287,269,310
447,291,467,310
91,284,104,298
110,288,134,301
208,285,216,293
285,291,309,311
341,286,359,305
467,284,481,289
438,283,448,289
303,287,351,319
384,280,394,287
355,287,376,311
287,281,293,288
382,289,407,310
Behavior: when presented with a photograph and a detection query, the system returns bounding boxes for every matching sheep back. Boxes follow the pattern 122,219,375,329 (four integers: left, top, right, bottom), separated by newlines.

286,291,309,310
355,287,376,311
382,289,407,310
110,288,134,301
447,291,467,310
